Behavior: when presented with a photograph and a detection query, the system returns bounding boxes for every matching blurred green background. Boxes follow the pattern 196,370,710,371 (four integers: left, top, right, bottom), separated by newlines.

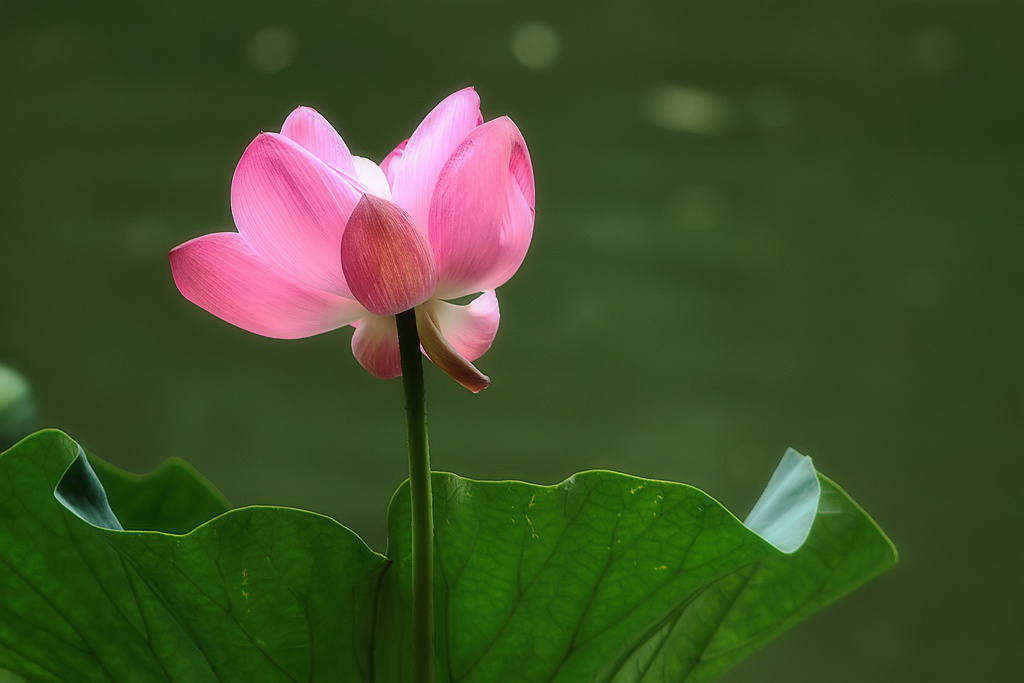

1,0,1021,680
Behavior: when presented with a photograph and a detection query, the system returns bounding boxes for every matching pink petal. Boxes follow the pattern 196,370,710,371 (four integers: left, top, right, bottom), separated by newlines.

379,139,407,188
231,132,364,296
340,195,438,316
280,106,356,174
428,117,536,299
351,156,392,199
169,233,364,339
351,314,402,379
428,291,500,361
389,88,483,229
416,307,490,393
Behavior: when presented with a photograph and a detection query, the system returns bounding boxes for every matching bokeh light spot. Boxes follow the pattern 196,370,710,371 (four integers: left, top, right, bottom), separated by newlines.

584,209,651,252
751,84,796,128
248,26,297,74
511,22,561,70
902,266,943,310
912,26,961,73
671,185,726,230
646,85,729,134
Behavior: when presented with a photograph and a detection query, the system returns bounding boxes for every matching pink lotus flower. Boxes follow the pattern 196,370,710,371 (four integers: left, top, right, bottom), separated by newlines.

169,88,534,392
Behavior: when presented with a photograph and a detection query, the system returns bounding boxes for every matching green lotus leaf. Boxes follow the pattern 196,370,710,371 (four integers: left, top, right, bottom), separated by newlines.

0,431,895,681
0,431,386,682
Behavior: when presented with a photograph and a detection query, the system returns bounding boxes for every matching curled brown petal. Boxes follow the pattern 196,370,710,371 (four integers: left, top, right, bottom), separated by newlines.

415,307,490,393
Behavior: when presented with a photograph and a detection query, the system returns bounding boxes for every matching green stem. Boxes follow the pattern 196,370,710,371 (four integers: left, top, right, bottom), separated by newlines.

396,308,434,683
